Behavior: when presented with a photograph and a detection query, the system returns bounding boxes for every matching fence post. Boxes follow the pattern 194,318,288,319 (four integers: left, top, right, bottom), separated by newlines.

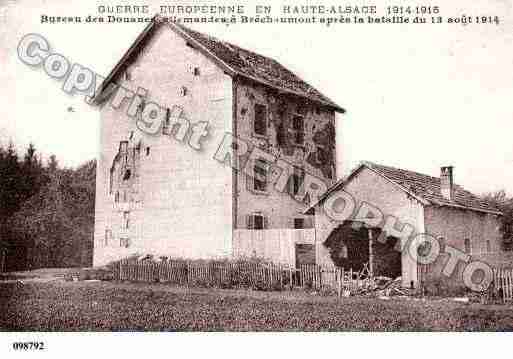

349,268,353,292
337,268,341,297
267,264,271,289
187,262,190,287
318,265,322,290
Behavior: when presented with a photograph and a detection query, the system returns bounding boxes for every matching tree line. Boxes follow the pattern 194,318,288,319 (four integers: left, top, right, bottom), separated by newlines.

0,142,95,271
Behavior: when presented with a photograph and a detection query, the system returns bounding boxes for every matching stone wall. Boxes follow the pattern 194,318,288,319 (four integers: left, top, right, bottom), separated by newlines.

422,206,505,289
234,78,337,230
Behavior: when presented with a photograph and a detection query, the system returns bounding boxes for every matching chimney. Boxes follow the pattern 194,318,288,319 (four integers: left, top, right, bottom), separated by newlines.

440,166,454,200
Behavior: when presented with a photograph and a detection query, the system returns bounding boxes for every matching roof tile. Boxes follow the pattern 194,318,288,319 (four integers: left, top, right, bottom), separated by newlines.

364,161,502,214
175,24,344,112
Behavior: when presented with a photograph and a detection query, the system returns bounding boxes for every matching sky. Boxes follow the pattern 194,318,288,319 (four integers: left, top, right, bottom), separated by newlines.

1,0,512,196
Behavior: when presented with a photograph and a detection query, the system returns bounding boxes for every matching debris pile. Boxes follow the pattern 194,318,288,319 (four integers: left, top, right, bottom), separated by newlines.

347,276,417,298
376,277,416,297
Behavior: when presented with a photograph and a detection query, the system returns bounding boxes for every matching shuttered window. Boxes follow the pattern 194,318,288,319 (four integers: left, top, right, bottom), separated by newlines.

464,238,471,254
120,238,131,248
253,158,268,193
289,166,304,196
254,104,267,137
293,217,313,229
123,212,130,229
247,213,267,230
292,115,304,145
294,218,304,229
104,229,112,246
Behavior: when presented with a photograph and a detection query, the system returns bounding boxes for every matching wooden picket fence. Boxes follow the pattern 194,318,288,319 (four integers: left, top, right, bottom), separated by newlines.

114,259,366,295
299,264,372,295
116,259,296,290
493,268,513,302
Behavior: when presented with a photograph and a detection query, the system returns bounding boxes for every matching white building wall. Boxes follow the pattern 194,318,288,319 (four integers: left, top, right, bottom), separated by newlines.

93,25,233,266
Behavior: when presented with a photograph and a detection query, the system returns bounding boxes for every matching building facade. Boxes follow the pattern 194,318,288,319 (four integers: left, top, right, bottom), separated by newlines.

93,19,344,266
308,162,505,288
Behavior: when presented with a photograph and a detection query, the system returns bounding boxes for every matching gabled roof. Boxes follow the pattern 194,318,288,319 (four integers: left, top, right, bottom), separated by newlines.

307,161,502,215
94,17,345,113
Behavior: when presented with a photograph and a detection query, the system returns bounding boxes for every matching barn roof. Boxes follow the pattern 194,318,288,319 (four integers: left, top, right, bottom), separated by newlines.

307,161,502,215
93,17,345,113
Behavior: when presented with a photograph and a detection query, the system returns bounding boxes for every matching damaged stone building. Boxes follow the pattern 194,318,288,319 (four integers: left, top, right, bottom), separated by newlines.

92,18,345,266
306,162,505,288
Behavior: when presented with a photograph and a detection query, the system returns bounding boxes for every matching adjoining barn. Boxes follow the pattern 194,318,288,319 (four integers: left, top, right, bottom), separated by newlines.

306,161,506,288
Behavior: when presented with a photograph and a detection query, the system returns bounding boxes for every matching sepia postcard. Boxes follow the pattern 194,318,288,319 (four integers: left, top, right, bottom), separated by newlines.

1,0,512,357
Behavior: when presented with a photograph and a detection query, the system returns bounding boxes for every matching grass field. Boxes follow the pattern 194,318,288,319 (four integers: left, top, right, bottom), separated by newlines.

1,280,513,331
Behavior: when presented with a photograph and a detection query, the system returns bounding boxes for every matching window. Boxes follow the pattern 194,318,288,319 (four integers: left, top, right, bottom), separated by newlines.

109,169,114,194
294,218,305,229
464,238,471,254
123,212,130,230
104,229,112,246
146,147,150,156
303,192,311,206
316,146,328,164
253,158,268,193
115,191,119,203
163,108,170,133
292,115,304,145
120,238,130,248
253,104,267,137
247,213,266,230
437,237,445,252
290,167,304,196
486,240,491,253
193,67,200,76
123,169,131,181
120,141,128,153
179,86,187,97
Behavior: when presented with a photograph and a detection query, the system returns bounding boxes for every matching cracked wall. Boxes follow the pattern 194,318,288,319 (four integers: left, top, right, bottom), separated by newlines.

94,24,234,266
234,79,337,229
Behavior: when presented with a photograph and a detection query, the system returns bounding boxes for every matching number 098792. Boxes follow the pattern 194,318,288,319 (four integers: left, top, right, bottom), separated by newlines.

12,342,45,351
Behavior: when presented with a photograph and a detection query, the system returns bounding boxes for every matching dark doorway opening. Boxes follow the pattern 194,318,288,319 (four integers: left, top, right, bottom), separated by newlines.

295,243,315,269
324,222,401,278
